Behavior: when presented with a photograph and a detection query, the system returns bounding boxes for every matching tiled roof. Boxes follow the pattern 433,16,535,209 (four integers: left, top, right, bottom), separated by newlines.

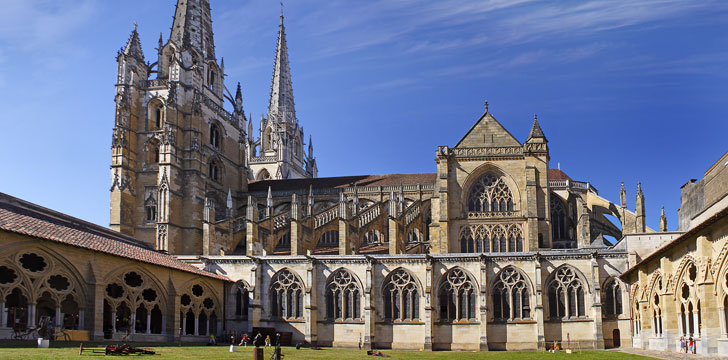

248,173,436,193
0,192,229,282
548,168,572,181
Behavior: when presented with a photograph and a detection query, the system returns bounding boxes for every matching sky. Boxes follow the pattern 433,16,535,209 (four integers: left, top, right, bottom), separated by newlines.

0,0,727,233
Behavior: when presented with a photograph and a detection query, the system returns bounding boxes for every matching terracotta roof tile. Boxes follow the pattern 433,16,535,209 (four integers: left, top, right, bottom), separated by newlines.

548,168,572,181
0,192,229,282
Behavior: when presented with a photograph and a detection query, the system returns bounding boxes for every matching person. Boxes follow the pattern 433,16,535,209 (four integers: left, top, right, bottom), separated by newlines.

208,333,216,346
265,334,272,347
680,336,685,353
239,333,250,347
253,333,262,347
688,337,694,354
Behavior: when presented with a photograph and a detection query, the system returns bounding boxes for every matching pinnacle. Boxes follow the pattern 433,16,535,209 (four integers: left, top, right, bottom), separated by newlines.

526,114,546,141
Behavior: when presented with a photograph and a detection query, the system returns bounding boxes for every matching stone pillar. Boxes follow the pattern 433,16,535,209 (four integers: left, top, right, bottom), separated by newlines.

79,309,85,330
0,302,5,328
525,167,539,250
131,312,136,334
290,194,304,255
535,257,545,349
112,311,117,333
251,262,262,328
576,198,590,247
147,313,152,334
363,258,376,349
338,193,351,255
161,315,167,335
696,235,718,354
194,315,199,336
202,198,215,256
205,317,210,336
388,192,402,255
478,259,488,351
590,258,604,349
304,260,318,345
424,257,434,351
246,196,261,256
181,315,187,336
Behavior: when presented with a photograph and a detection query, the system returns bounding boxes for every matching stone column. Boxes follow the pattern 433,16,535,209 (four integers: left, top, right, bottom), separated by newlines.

719,307,727,338
79,309,85,330
251,262,262,328
131,312,136,334
182,315,187,336
246,196,261,256
194,314,199,336
147,313,152,334
535,257,545,349
304,260,318,345
0,302,5,328
205,317,210,336
161,315,167,335
424,257,434,351
111,311,117,333
290,194,304,255
55,306,61,330
478,258,488,351
363,258,376,349
590,258,604,349
339,192,352,255
388,192,402,255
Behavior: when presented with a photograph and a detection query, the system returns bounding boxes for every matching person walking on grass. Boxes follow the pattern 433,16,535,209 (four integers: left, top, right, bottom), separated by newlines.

239,333,250,347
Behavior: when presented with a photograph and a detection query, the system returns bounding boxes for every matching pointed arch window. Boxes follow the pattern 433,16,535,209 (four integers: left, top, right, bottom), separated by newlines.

492,267,531,321
234,284,249,320
603,278,623,317
325,270,361,321
210,124,221,148
466,173,514,214
438,268,476,322
208,159,222,182
678,263,700,338
547,267,586,320
383,269,419,322
270,269,304,320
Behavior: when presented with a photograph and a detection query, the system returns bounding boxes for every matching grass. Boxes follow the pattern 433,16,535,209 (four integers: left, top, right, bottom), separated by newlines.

0,341,654,359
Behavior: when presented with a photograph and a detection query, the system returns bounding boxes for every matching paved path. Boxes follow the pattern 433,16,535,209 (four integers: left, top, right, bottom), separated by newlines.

612,348,726,359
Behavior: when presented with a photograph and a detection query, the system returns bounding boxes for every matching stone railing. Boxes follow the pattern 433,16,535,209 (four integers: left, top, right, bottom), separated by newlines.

548,179,598,194
143,79,169,88
314,205,339,229
273,213,291,230
202,94,237,125
250,155,278,163
467,211,521,219
405,201,421,225
358,203,381,227
452,146,523,158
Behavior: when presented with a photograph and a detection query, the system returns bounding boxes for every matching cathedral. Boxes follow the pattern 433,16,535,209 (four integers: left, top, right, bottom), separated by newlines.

1,0,726,354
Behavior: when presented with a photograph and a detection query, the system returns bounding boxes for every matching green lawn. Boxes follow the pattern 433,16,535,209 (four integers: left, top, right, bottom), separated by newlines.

0,341,653,359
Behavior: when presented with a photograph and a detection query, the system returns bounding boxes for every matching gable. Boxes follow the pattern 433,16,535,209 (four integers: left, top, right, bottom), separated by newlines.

455,112,522,148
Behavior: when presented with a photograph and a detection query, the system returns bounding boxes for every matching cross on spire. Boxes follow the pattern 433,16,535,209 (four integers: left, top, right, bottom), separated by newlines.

484,100,489,113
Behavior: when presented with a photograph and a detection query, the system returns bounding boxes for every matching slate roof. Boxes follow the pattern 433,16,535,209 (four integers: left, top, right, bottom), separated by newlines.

0,192,229,282
248,173,437,193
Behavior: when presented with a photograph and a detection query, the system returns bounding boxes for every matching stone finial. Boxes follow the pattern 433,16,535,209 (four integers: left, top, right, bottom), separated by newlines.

620,182,626,209
484,100,489,113
267,186,273,208
660,206,668,232
307,184,314,216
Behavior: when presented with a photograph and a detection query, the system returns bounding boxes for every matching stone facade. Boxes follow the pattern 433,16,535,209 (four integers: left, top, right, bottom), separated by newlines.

622,151,728,356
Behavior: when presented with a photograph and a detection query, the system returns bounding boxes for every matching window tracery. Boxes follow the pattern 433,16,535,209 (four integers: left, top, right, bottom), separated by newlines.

233,282,249,320
677,262,700,338
0,251,83,331
547,266,586,320
459,224,523,253
179,283,218,336
649,274,663,337
603,278,623,317
103,270,165,336
325,269,361,321
492,267,531,321
438,268,476,322
270,269,304,320
383,269,419,322
466,173,514,215
210,124,221,148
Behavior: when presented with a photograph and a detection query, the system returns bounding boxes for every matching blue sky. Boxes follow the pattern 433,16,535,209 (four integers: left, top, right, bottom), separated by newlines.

0,0,727,232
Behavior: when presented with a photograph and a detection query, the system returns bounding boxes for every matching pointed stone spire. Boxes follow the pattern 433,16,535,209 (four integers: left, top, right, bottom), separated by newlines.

526,114,546,142
225,188,233,218
157,33,164,54
308,135,313,158
353,185,359,214
122,23,144,62
247,114,254,142
267,12,296,123
635,182,645,232
235,82,244,114
620,182,626,209
267,186,273,209
170,0,216,58
660,206,668,232
307,184,314,216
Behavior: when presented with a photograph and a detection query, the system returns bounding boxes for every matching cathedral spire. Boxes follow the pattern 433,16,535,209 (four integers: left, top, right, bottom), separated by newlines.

267,13,296,124
308,135,313,158
235,82,244,115
121,23,144,63
659,206,668,232
170,0,216,59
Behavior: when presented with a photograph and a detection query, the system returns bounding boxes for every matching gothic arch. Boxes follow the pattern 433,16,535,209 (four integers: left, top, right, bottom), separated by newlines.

269,268,305,320
460,163,522,213
489,265,534,295
102,265,169,335
145,97,166,130
672,255,697,293
544,264,592,294
324,268,363,321
178,280,221,336
436,266,479,322
256,168,271,181
381,267,423,295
